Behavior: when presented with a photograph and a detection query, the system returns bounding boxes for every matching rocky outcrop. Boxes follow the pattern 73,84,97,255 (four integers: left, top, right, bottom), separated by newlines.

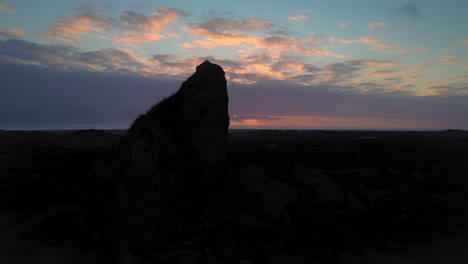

82,61,375,263
83,60,229,257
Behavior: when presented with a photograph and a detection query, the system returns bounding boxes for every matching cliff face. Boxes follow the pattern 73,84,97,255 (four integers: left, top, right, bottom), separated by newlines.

84,60,229,255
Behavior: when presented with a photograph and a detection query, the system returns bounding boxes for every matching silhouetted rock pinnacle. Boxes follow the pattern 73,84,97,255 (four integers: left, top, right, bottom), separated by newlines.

83,60,229,257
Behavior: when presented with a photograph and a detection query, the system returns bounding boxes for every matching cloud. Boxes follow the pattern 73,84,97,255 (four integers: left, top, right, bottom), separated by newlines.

0,39,81,67
0,27,25,38
0,38,423,97
146,53,403,89
371,70,399,76
330,35,396,51
77,48,148,72
1,39,468,129
184,17,341,58
367,22,388,30
437,55,460,64
423,75,468,96
0,3,14,13
0,39,148,73
193,17,272,31
114,7,185,43
0,39,354,86
337,38,422,57
329,36,353,44
42,10,111,42
358,35,394,50
361,59,401,67
2,58,467,130
424,85,468,96
393,4,421,19
461,39,468,45
288,9,312,21
339,22,350,29
288,14,308,21
400,59,431,83
228,81,468,129
149,54,214,77
1,38,464,99
387,46,425,55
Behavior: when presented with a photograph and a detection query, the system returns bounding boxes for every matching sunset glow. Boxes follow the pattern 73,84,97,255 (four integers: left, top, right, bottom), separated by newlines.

1,1,467,129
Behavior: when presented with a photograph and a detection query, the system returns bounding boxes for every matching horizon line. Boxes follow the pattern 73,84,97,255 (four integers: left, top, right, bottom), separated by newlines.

1,124,465,132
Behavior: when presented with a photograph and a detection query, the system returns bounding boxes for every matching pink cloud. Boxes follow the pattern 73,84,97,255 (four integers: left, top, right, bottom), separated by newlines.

0,27,25,38
183,19,341,58
437,55,460,64
288,9,312,21
114,7,184,43
42,11,111,42
387,46,425,55
358,35,394,50
330,35,397,51
361,59,401,67
288,14,308,21
3,38,468,129
329,36,353,44
367,22,388,30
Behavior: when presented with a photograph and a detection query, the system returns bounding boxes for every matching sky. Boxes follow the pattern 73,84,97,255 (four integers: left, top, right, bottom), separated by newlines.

1,0,468,130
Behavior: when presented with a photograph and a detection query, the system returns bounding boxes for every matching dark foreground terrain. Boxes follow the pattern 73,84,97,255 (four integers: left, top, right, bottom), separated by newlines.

1,129,468,263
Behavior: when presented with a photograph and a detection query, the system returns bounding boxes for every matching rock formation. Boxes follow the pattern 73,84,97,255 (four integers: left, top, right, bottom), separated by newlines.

82,61,373,263
83,60,229,257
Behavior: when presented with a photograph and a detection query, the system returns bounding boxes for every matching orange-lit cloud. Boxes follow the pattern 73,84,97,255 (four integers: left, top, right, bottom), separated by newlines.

387,46,425,55
462,39,468,44
405,60,431,79
0,3,14,13
3,38,468,129
361,59,401,67
2,37,464,98
42,11,110,42
114,7,184,43
422,75,468,95
0,27,25,38
330,35,395,51
193,17,271,32
367,22,388,30
184,19,341,58
358,35,394,50
329,36,353,44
